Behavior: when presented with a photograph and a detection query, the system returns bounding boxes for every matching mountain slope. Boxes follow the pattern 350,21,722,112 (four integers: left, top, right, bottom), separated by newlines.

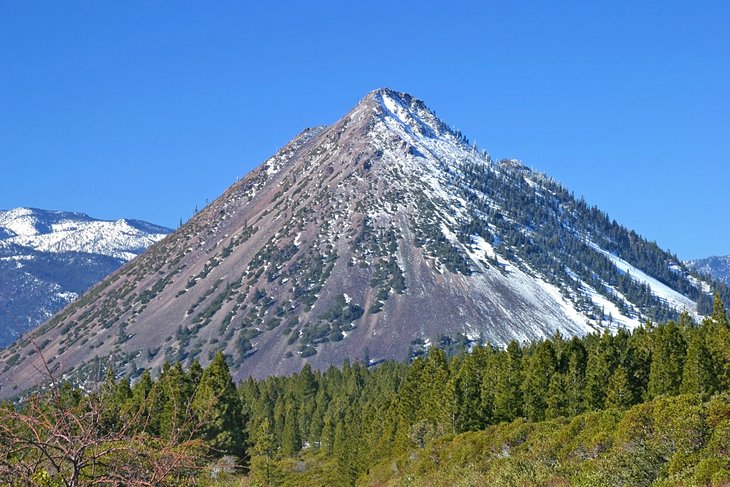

686,255,730,287
0,208,171,348
0,89,723,395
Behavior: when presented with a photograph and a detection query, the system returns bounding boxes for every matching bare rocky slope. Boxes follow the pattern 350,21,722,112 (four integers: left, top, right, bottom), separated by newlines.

0,89,723,396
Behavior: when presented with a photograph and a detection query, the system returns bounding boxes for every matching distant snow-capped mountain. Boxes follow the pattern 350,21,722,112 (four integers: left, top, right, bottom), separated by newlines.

686,255,730,287
0,208,169,260
0,208,171,347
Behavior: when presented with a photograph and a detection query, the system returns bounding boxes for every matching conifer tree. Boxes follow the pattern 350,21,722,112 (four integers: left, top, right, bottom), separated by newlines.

272,397,286,449
712,293,728,326
450,354,485,432
563,339,587,416
546,372,569,419
159,361,195,439
129,370,158,434
192,352,247,459
332,414,357,485
605,365,633,409
681,328,716,396
280,404,301,456
492,341,523,422
521,340,557,421
584,332,618,411
320,408,337,455
249,418,280,486
648,321,686,399
189,358,204,386
98,365,123,433
704,296,730,391
626,324,652,402
420,348,452,431
396,357,425,428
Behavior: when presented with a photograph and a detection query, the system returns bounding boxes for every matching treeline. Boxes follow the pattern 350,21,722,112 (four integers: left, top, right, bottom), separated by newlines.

456,159,730,319
239,295,730,485
2,296,729,485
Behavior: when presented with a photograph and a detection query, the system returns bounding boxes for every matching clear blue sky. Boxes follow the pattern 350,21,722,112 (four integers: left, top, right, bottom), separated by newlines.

1,1,728,260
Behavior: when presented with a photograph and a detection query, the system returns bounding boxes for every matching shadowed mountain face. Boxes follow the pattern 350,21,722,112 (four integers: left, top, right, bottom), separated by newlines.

0,208,171,349
0,89,722,396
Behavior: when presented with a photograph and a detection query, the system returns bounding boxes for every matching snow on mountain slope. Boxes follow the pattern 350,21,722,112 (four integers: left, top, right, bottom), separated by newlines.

0,208,171,348
588,241,697,316
0,208,170,260
686,255,730,287
0,89,723,396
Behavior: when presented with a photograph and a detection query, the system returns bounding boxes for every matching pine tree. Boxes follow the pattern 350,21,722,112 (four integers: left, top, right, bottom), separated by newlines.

192,352,247,459
99,365,125,433
545,372,569,419
626,324,652,402
647,321,687,399
521,340,557,421
563,339,587,416
419,348,452,432
295,364,318,445
129,369,158,435
320,407,337,455
280,404,301,456
712,293,728,326
396,357,425,427
450,354,485,432
584,332,618,411
159,362,194,439
492,341,523,422
648,321,686,399
332,414,357,485
189,358,204,386
605,365,633,409
249,418,281,486
681,328,716,396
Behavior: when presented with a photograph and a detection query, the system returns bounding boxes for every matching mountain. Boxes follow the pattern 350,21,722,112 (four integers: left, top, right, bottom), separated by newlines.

0,208,171,348
0,89,724,396
686,255,730,287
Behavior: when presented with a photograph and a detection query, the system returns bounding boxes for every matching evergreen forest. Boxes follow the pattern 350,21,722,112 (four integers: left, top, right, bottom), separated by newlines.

2,296,730,486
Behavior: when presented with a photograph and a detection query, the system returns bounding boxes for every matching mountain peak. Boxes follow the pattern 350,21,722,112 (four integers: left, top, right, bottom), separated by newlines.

0,90,720,397
350,88,453,142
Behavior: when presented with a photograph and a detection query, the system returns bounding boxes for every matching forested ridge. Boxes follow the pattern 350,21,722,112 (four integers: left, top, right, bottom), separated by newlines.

2,296,730,486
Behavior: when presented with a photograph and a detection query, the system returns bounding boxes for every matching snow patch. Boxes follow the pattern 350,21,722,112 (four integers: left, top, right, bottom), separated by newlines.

588,241,697,315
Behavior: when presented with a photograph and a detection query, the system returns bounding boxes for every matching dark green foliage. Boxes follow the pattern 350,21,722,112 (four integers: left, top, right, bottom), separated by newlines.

192,352,247,459
491,340,523,422
605,365,633,409
7,298,730,485
240,300,730,484
584,331,619,410
648,321,687,398
681,326,716,396
520,340,557,421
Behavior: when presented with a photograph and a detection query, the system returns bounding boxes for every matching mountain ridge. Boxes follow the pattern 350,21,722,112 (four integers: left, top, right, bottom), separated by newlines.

0,88,725,396
686,255,730,287
0,207,171,348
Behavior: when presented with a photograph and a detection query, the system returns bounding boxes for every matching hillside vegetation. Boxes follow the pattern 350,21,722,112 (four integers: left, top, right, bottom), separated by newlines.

2,296,729,485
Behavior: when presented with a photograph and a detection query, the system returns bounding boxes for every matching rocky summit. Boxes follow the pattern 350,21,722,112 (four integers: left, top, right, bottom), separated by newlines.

0,89,724,396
